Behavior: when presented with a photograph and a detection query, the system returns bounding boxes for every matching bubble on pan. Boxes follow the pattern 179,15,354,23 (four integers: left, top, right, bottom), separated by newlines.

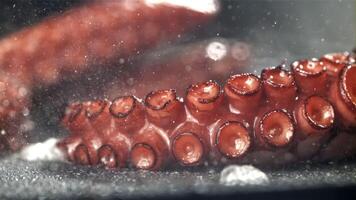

219,165,269,186
15,138,65,162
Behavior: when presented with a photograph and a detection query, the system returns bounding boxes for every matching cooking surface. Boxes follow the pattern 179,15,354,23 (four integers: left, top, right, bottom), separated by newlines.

0,0,355,199
0,157,355,199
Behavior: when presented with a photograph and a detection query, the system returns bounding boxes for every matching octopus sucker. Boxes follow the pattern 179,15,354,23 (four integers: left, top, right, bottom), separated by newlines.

261,65,297,109
291,59,328,96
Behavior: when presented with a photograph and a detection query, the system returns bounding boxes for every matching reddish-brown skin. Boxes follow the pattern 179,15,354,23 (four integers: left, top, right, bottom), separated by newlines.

84,100,130,168
0,0,218,154
328,65,356,128
243,108,296,167
213,120,251,164
293,95,335,159
170,122,210,167
185,80,226,125
207,112,251,165
63,101,103,165
110,96,146,134
261,66,297,109
130,127,170,170
59,60,356,170
224,73,263,117
294,95,335,137
291,59,328,96
253,109,295,150
145,89,186,129
319,52,355,78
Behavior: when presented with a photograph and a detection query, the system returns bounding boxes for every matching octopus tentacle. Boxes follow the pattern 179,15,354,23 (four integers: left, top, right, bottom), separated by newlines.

59,59,356,170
